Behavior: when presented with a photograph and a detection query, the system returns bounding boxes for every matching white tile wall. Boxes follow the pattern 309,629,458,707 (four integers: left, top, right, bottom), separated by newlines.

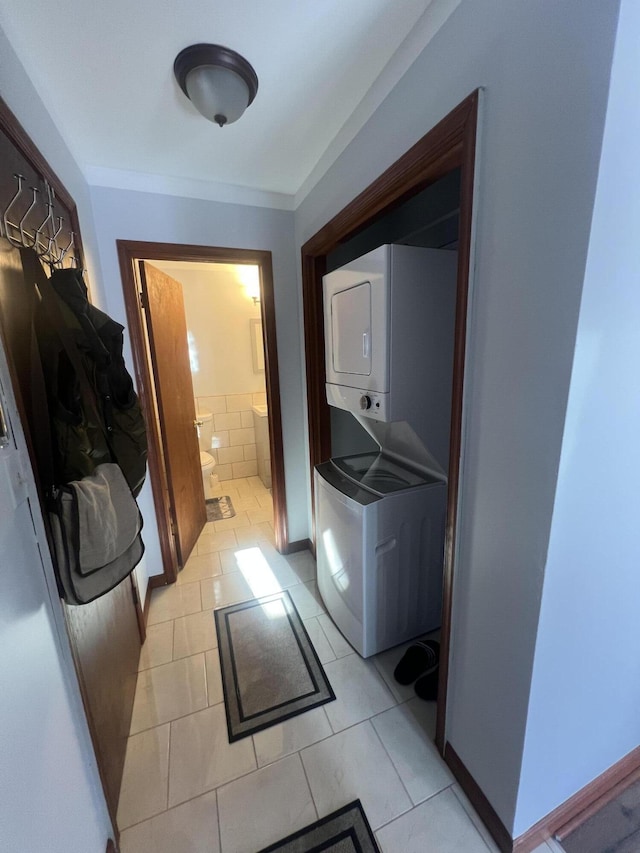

214,412,242,431
197,392,265,482
229,427,256,446
226,393,253,411
196,396,226,415
217,446,244,465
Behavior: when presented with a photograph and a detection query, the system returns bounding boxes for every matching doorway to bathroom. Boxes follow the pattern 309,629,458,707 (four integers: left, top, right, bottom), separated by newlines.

117,241,289,588
149,257,273,531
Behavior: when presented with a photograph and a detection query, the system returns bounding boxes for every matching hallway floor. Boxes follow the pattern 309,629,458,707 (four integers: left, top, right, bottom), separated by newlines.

116,477,558,853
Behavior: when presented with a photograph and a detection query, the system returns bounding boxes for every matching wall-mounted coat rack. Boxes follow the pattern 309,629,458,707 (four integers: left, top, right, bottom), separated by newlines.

1,173,80,268
0,95,84,274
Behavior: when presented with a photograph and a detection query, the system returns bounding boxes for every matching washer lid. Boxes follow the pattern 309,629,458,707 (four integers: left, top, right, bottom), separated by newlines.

332,452,443,495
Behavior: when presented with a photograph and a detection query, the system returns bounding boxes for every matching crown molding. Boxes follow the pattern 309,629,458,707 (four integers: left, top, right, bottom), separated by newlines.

84,165,295,211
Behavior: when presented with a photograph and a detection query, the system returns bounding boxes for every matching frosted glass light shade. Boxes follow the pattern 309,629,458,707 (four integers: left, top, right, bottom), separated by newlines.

174,44,259,128
186,66,250,126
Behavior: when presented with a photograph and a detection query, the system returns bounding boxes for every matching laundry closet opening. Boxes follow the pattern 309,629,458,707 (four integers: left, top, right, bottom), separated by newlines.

314,167,461,714
301,84,478,752
117,241,289,589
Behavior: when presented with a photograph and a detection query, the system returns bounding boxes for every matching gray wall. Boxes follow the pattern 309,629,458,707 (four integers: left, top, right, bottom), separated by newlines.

515,0,640,834
295,0,619,833
0,22,113,849
88,187,308,587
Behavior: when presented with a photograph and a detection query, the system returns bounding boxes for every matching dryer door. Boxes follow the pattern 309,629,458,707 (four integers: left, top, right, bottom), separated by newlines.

330,281,371,377
323,245,389,393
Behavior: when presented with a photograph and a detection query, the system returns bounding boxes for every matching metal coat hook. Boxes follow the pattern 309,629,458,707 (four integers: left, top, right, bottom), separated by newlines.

59,230,75,264
47,216,64,261
19,187,40,248
2,173,25,245
33,186,55,255
2,173,79,268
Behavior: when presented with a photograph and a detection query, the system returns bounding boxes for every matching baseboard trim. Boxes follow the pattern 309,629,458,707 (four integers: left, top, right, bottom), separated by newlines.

148,573,167,591
555,762,640,840
283,538,312,554
444,743,513,852
514,743,640,851
143,581,153,626
445,740,640,852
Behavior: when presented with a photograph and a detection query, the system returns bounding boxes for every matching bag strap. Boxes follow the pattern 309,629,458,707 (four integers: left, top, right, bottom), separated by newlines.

20,249,114,458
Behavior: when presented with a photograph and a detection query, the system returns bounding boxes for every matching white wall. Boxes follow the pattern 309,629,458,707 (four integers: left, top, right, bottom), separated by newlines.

294,0,619,833
515,0,640,834
158,264,265,398
88,187,308,554
0,23,112,848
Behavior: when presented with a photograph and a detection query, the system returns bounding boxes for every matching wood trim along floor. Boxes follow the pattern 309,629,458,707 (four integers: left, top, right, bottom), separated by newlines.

445,740,640,852
143,579,154,626
284,538,313,554
444,743,513,853
130,575,146,643
555,762,640,841
514,743,640,852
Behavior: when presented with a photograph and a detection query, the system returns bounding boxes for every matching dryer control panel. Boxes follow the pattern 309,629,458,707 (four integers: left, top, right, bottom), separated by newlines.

327,383,388,421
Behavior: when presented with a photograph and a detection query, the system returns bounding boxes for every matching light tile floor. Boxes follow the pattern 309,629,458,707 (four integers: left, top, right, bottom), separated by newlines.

118,476,563,853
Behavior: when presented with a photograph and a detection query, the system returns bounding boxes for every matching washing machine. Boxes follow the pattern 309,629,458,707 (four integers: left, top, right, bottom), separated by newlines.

315,451,446,658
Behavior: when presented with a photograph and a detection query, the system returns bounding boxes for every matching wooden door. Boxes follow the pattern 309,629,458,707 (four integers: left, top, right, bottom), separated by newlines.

0,243,141,827
139,261,206,565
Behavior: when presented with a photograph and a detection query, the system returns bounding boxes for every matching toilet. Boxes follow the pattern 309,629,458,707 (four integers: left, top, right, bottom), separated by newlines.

196,410,218,499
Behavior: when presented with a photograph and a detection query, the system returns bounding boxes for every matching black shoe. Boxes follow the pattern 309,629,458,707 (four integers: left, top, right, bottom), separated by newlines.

393,640,440,685
414,668,439,701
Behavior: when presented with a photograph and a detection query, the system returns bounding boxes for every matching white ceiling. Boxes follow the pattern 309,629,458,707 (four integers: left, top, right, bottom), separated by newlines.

1,0,458,202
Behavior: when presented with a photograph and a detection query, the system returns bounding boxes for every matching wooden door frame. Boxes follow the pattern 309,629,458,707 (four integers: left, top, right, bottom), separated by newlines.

301,90,480,753
117,240,289,586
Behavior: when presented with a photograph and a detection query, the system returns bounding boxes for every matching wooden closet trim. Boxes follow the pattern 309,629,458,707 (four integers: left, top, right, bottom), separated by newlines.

301,90,480,753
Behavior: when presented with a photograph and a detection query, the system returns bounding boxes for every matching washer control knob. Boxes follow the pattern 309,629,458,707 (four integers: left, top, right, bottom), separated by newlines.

359,395,372,410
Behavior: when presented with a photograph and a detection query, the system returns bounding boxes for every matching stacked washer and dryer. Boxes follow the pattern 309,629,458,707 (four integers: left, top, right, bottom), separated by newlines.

315,244,457,658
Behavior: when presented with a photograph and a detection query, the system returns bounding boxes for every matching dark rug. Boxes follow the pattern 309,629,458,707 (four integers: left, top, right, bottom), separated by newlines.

562,778,640,853
214,590,335,742
258,800,380,853
205,495,235,522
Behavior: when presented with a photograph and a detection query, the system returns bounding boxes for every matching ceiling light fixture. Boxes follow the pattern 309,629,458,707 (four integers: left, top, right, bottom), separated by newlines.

174,43,259,128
